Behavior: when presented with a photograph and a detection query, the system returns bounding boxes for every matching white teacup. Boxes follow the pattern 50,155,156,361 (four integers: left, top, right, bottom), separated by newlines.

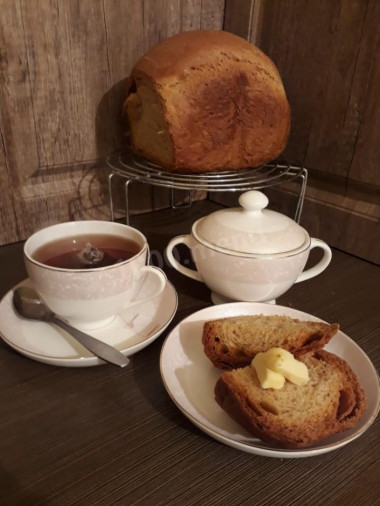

24,221,167,330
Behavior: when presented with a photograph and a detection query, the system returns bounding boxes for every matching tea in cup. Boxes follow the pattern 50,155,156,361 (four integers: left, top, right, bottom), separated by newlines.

24,221,167,329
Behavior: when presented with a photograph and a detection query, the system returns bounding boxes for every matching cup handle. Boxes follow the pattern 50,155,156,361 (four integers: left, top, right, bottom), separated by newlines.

295,238,332,283
166,235,203,282
130,266,166,305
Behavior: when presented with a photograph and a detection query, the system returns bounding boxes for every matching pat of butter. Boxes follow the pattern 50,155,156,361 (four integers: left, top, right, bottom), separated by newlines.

252,352,285,390
252,348,309,389
265,348,309,386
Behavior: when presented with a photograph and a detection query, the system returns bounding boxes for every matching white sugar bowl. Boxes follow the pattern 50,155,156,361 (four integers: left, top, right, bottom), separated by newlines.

166,190,332,303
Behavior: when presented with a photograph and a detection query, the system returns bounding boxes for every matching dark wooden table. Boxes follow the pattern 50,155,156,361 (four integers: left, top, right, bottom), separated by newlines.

0,201,379,506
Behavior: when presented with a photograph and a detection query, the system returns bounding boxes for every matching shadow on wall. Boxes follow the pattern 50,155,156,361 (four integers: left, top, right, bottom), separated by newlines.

68,78,131,221
96,78,130,159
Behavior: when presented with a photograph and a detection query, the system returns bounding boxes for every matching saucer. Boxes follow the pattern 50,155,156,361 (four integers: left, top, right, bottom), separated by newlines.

160,302,380,458
0,277,178,367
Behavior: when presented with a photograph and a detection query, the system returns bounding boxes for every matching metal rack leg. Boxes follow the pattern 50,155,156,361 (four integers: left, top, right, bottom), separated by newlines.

170,188,193,209
108,172,115,222
294,168,308,223
108,172,131,224
124,179,131,225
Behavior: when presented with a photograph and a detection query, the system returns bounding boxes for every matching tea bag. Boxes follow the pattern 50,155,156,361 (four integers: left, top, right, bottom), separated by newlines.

77,242,104,266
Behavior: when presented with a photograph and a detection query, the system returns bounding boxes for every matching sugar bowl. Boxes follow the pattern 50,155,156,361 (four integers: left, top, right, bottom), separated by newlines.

166,191,332,303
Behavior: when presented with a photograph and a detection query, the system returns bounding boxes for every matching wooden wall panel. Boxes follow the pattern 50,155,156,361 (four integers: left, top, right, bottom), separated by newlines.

0,134,19,240
181,0,225,30
303,2,368,177
349,0,380,186
256,0,343,170
224,0,262,41
199,0,225,29
0,0,40,186
21,0,110,167
142,0,181,49
0,0,225,245
255,0,379,185
181,0,203,31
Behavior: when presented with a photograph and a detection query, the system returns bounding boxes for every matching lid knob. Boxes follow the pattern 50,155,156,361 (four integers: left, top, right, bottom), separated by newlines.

238,191,269,213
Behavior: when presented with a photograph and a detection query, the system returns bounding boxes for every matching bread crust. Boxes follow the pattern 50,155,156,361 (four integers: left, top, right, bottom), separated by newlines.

215,350,367,448
125,30,290,172
202,315,339,369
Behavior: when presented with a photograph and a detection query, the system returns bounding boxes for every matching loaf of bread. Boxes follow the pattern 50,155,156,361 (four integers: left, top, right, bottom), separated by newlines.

215,349,367,448
202,314,339,369
124,30,290,173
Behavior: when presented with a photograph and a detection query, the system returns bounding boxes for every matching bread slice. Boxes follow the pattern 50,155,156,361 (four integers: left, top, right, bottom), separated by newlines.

215,350,367,448
202,314,339,369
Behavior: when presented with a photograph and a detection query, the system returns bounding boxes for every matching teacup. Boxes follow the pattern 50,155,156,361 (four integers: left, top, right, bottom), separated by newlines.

24,221,167,329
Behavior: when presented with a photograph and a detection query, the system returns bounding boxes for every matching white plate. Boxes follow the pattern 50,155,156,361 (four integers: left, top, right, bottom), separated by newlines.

0,276,177,367
160,302,380,458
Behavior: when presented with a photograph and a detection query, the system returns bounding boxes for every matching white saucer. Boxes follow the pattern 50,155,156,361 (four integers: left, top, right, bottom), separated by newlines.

0,277,178,367
160,302,380,458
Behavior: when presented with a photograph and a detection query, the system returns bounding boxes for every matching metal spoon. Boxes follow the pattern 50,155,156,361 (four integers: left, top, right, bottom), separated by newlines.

13,286,130,368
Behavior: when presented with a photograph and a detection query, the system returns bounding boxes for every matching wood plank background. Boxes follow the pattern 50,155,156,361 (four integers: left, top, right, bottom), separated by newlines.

0,0,378,262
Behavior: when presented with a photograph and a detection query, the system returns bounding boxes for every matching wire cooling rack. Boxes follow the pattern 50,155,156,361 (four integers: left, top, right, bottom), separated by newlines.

106,148,308,223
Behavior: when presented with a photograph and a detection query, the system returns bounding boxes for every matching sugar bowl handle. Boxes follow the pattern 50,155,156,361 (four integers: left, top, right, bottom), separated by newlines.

295,238,332,283
166,235,203,282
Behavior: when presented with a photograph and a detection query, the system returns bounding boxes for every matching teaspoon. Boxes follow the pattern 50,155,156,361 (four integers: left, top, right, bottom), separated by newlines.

13,286,130,368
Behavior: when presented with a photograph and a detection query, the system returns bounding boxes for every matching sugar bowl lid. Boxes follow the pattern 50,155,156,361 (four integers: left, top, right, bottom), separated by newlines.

194,190,308,255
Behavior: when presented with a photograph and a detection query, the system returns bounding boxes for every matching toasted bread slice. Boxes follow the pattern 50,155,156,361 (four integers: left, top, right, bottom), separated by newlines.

215,350,367,448
202,314,339,369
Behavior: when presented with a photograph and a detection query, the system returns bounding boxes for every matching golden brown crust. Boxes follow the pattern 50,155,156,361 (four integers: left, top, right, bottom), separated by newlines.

202,315,339,370
317,350,367,428
131,30,269,81
125,30,291,172
215,350,367,448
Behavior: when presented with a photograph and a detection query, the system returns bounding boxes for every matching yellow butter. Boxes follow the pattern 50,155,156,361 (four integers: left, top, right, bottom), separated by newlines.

252,353,285,390
264,347,309,386
252,348,309,389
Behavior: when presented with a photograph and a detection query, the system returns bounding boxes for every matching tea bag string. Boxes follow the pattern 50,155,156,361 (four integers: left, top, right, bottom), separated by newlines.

146,244,151,265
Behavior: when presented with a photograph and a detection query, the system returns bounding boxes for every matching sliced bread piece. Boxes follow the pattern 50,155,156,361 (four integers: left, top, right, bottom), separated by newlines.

202,314,339,369
214,349,367,448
